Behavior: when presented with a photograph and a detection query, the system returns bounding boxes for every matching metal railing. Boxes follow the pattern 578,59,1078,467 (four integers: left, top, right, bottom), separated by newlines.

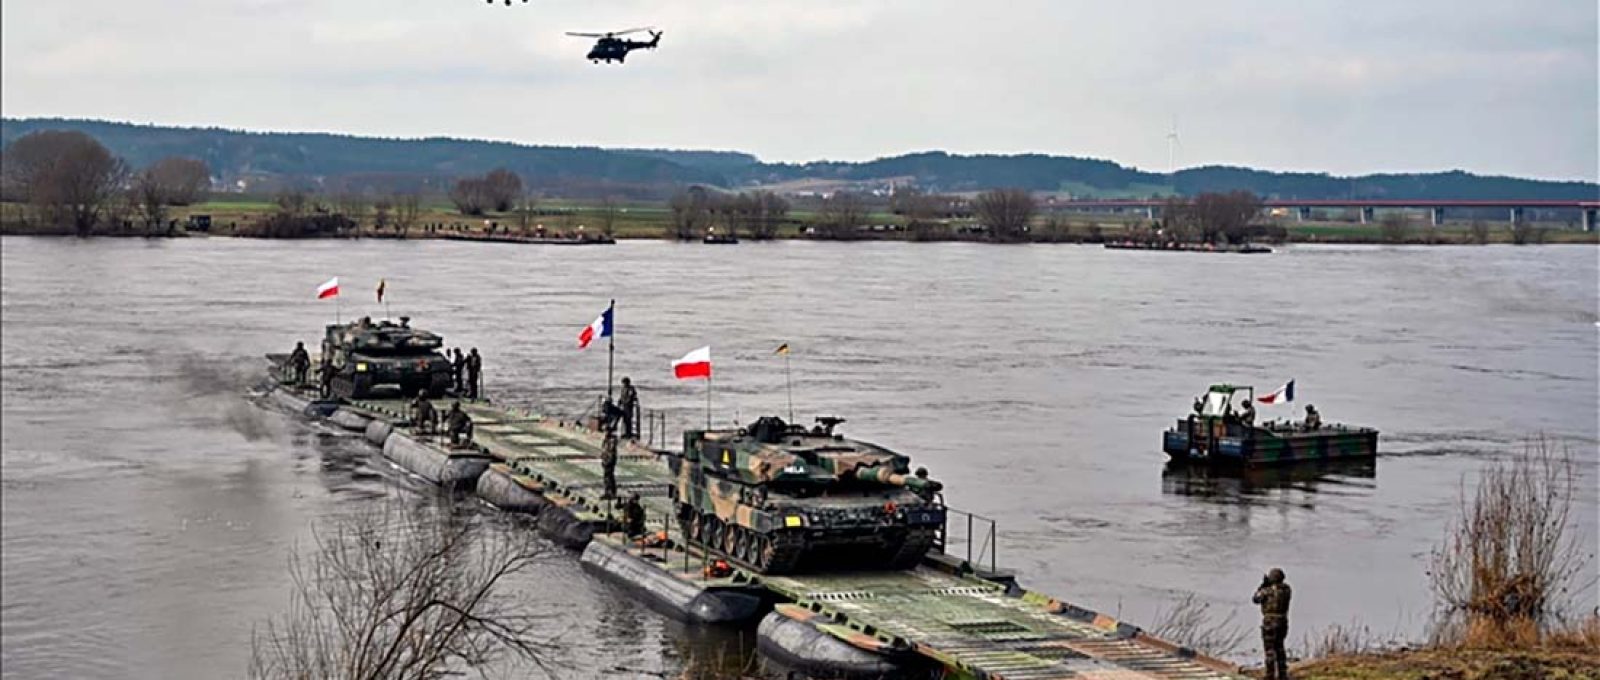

935,506,999,575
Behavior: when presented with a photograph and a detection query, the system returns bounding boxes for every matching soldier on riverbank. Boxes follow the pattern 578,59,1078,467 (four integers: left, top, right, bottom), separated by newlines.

1252,568,1292,680
288,341,310,385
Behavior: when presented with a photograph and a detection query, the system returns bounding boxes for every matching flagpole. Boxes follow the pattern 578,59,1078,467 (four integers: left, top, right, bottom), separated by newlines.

606,299,616,400
705,374,713,429
784,352,794,423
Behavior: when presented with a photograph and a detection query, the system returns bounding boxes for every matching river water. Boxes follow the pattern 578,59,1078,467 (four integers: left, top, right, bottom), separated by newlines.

2,236,1596,679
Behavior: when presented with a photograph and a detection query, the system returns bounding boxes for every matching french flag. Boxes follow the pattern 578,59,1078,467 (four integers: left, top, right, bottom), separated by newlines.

672,346,712,380
315,277,339,300
1258,379,1295,404
577,305,613,350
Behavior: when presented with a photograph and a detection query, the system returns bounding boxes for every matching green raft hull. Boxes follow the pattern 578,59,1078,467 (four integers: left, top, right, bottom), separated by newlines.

1164,418,1378,465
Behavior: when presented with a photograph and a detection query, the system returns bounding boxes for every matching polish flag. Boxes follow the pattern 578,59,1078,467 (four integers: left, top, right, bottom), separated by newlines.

1258,379,1295,404
316,277,340,300
577,306,613,350
672,346,712,380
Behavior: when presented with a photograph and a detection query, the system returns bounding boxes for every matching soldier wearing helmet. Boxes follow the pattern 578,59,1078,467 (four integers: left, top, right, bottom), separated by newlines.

446,401,474,445
1252,567,1292,680
600,430,619,499
622,492,645,538
288,341,311,385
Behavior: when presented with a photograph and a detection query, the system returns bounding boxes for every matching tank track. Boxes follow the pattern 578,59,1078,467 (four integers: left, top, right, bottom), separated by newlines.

886,527,936,570
679,504,806,575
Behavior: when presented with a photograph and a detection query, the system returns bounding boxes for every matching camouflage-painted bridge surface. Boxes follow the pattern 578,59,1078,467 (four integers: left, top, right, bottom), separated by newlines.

343,396,1245,680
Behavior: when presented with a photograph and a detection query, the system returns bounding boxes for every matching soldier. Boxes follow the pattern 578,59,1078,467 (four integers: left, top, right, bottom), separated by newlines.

622,492,646,538
450,348,466,394
411,392,438,434
288,341,311,385
1252,568,1292,680
600,430,619,499
317,356,335,398
446,401,474,446
1239,399,1256,427
618,376,639,439
1303,405,1322,430
465,348,483,400
1192,396,1205,415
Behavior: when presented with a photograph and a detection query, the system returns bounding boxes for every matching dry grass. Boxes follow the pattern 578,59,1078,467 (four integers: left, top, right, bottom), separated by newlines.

1149,593,1251,658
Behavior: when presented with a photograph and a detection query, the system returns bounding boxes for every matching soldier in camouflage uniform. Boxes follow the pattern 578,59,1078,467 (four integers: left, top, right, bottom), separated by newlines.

465,348,483,399
600,430,619,499
288,341,311,385
446,401,474,446
1252,567,1291,680
411,393,438,434
1239,399,1256,428
622,492,646,538
317,356,335,398
618,377,639,440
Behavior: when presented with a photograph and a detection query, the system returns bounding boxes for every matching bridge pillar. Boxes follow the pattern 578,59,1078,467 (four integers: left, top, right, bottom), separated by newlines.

1585,208,1597,233
1146,206,1156,220
1297,207,1312,222
1508,206,1524,224
1430,207,1446,226
1359,206,1374,224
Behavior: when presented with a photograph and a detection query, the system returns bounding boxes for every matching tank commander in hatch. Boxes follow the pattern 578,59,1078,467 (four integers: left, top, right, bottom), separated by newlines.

1238,398,1256,428
1303,404,1322,431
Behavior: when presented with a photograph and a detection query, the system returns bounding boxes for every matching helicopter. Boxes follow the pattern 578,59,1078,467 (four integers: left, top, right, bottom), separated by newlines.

566,27,662,64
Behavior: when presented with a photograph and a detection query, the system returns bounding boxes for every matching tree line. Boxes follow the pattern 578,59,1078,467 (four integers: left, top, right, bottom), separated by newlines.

1,130,210,236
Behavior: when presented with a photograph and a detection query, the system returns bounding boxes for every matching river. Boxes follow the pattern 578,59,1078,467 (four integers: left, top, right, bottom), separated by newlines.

2,236,1596,678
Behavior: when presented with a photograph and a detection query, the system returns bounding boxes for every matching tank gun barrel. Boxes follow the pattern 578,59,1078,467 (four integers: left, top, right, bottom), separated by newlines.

854,466,942,495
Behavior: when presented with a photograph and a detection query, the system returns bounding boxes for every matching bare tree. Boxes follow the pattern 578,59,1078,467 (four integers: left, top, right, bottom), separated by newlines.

1189,191,1260,244
450,178,487,216
250,500,559,680
482,168,523,213
1468,220,1491,245
276,189,310,217
513,193,539,235
668,187,711,240
334,193,367,228
1428,438,1589,648
371,198,392,231
1,130,129,236
143,156,211,206
748,190,790,240
130,169,171,234
1379,213,1411,244
597,195,620,237
815,191,867,239
1510,219,1543,246
393,192,421,235
974,188,1037,242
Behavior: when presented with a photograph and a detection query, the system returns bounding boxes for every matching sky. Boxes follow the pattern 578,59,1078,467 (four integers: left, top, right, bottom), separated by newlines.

2,0,1596,181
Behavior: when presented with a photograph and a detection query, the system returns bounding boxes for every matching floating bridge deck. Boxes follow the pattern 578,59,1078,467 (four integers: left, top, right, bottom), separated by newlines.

342,396,1243,680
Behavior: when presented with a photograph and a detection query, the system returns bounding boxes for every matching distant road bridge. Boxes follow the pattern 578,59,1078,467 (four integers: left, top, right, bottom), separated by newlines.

1051,199,1600,231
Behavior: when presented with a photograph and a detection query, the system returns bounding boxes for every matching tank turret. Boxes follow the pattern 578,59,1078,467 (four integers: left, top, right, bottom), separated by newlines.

321,317,453,399
668,415,946,574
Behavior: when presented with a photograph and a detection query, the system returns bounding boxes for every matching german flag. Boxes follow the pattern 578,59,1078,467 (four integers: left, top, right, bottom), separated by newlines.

774,343,790,355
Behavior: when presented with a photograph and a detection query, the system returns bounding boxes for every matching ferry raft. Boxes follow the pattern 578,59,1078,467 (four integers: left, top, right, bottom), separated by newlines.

260,367,1247,679
1164,384,1379,465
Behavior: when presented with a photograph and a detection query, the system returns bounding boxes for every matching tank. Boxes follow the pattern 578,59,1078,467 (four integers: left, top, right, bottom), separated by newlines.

668,415,945,574
321,317,452,399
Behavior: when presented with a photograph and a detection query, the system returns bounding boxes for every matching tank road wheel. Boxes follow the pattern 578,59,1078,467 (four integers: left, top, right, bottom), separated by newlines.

752,535,775,571
704,517,724,554
687,512,704,544
734,528,752,563
722,523,740,556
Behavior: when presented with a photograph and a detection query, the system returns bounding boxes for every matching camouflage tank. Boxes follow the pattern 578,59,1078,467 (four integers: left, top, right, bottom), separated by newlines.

668,416,945,574
321,317,452,399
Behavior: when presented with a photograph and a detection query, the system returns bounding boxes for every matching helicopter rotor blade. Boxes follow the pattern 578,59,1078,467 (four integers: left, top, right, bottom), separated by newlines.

610,27,655,36
566,32,605,37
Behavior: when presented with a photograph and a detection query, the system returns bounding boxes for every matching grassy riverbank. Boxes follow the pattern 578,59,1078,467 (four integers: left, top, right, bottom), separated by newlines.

1291,645,1600,680
3,198,1595,244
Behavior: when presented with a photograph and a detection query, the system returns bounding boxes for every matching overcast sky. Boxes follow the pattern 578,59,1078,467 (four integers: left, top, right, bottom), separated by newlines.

2,0,1595,180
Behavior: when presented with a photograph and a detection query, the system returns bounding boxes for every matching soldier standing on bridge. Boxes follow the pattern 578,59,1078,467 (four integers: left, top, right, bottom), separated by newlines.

466,348,483,400
317,356,334,398
618,376,639,439
450,348,466,394
288,341,311,385
1252,568,1292,680
600,430,619,500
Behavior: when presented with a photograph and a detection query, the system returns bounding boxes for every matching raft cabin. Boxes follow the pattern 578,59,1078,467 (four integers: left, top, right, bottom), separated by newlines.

1163,384,1378,465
